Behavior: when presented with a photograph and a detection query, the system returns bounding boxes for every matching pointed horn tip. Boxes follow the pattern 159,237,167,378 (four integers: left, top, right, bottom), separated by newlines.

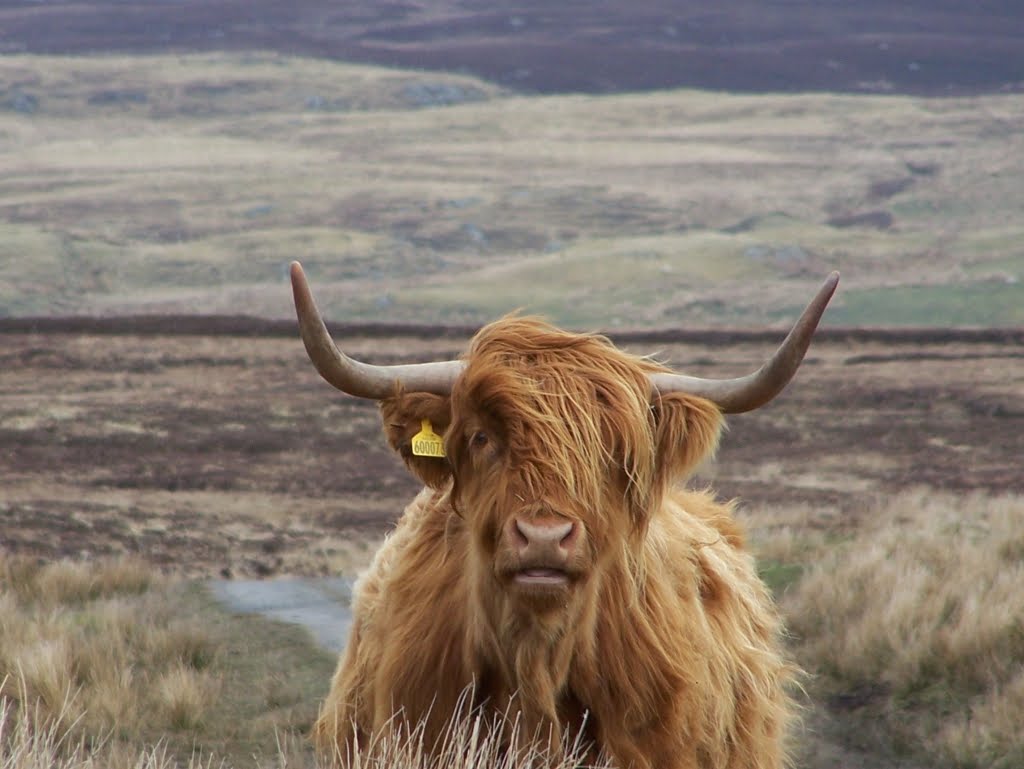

822,271,840,298
290,261,316,313
804,271,840,320
290,260,324,342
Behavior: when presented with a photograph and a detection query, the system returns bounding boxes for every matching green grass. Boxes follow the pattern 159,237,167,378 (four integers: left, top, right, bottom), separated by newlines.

757,561,805,596
370,233,773,327
827,282,1024,326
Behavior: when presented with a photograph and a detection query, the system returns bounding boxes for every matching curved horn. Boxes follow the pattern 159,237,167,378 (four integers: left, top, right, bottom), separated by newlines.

290,261,465,399
649,272,839,413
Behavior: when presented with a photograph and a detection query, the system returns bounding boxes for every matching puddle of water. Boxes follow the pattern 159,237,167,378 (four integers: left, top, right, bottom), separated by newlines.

207,576,353,652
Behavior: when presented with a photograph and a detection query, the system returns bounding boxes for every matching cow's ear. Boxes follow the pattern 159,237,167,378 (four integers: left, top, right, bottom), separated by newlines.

650,393,723,489
380,392,453,489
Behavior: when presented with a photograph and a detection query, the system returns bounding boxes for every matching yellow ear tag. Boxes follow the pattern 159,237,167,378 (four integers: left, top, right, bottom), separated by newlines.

411,419,446,458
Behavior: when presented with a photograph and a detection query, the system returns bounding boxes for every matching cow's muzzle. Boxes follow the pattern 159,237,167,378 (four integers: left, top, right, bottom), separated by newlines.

504,515,580,589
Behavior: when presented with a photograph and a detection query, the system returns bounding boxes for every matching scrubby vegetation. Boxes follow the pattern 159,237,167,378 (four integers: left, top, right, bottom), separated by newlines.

0,557,213,745
0,555,335,768
752,489,1024,769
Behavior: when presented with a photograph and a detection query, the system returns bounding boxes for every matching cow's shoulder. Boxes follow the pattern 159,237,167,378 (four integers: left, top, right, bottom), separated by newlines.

659,487,746,550
349,486,462,624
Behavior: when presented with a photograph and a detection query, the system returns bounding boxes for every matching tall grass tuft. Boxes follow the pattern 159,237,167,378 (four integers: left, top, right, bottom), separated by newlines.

0,555,215,759
318,689,606,769
154,665,216,732
1,678,605,769
783,489,1024,767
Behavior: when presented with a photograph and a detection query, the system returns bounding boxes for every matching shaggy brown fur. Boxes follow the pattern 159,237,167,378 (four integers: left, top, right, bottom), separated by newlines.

314,317,797,769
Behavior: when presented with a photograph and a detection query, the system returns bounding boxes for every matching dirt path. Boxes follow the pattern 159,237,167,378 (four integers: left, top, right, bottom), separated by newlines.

207,577,354,652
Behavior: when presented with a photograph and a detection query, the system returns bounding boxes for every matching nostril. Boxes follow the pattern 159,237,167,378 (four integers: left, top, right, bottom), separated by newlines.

512,518,530,547
549,521,573,543
559,521,578,549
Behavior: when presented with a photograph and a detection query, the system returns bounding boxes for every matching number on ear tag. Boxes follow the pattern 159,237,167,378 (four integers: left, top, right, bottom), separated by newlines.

411,419,445,457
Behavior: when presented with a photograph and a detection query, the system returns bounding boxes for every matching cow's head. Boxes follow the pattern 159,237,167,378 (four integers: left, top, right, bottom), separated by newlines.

290,263,837,621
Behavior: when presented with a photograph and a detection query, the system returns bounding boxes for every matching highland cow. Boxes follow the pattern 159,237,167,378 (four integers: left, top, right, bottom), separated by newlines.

290,262,839,769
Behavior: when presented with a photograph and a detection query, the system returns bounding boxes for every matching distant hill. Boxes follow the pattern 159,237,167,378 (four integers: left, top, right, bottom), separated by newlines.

1,1,1022,96
1,54,1022,327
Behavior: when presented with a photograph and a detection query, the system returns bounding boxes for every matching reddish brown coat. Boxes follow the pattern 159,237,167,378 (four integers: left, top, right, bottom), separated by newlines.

314,317,797,769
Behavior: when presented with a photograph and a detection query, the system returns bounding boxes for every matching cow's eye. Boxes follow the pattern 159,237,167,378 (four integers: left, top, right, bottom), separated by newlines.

470,430,489,449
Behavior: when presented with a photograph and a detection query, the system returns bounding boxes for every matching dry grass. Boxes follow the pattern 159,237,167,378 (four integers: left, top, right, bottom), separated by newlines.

771,489,1024,768
318,692,607,769
0,556,216,754
1,689,605,769
0,694,180,769
0,554,601,769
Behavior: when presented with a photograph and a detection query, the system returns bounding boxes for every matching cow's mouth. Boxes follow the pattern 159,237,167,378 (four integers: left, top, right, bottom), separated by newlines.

513,567,570,587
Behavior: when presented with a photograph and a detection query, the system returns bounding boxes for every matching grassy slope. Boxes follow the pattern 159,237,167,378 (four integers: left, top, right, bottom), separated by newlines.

1,52,1022,326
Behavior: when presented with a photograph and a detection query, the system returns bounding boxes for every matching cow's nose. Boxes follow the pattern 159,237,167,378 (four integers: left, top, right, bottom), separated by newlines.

511,517,578,558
